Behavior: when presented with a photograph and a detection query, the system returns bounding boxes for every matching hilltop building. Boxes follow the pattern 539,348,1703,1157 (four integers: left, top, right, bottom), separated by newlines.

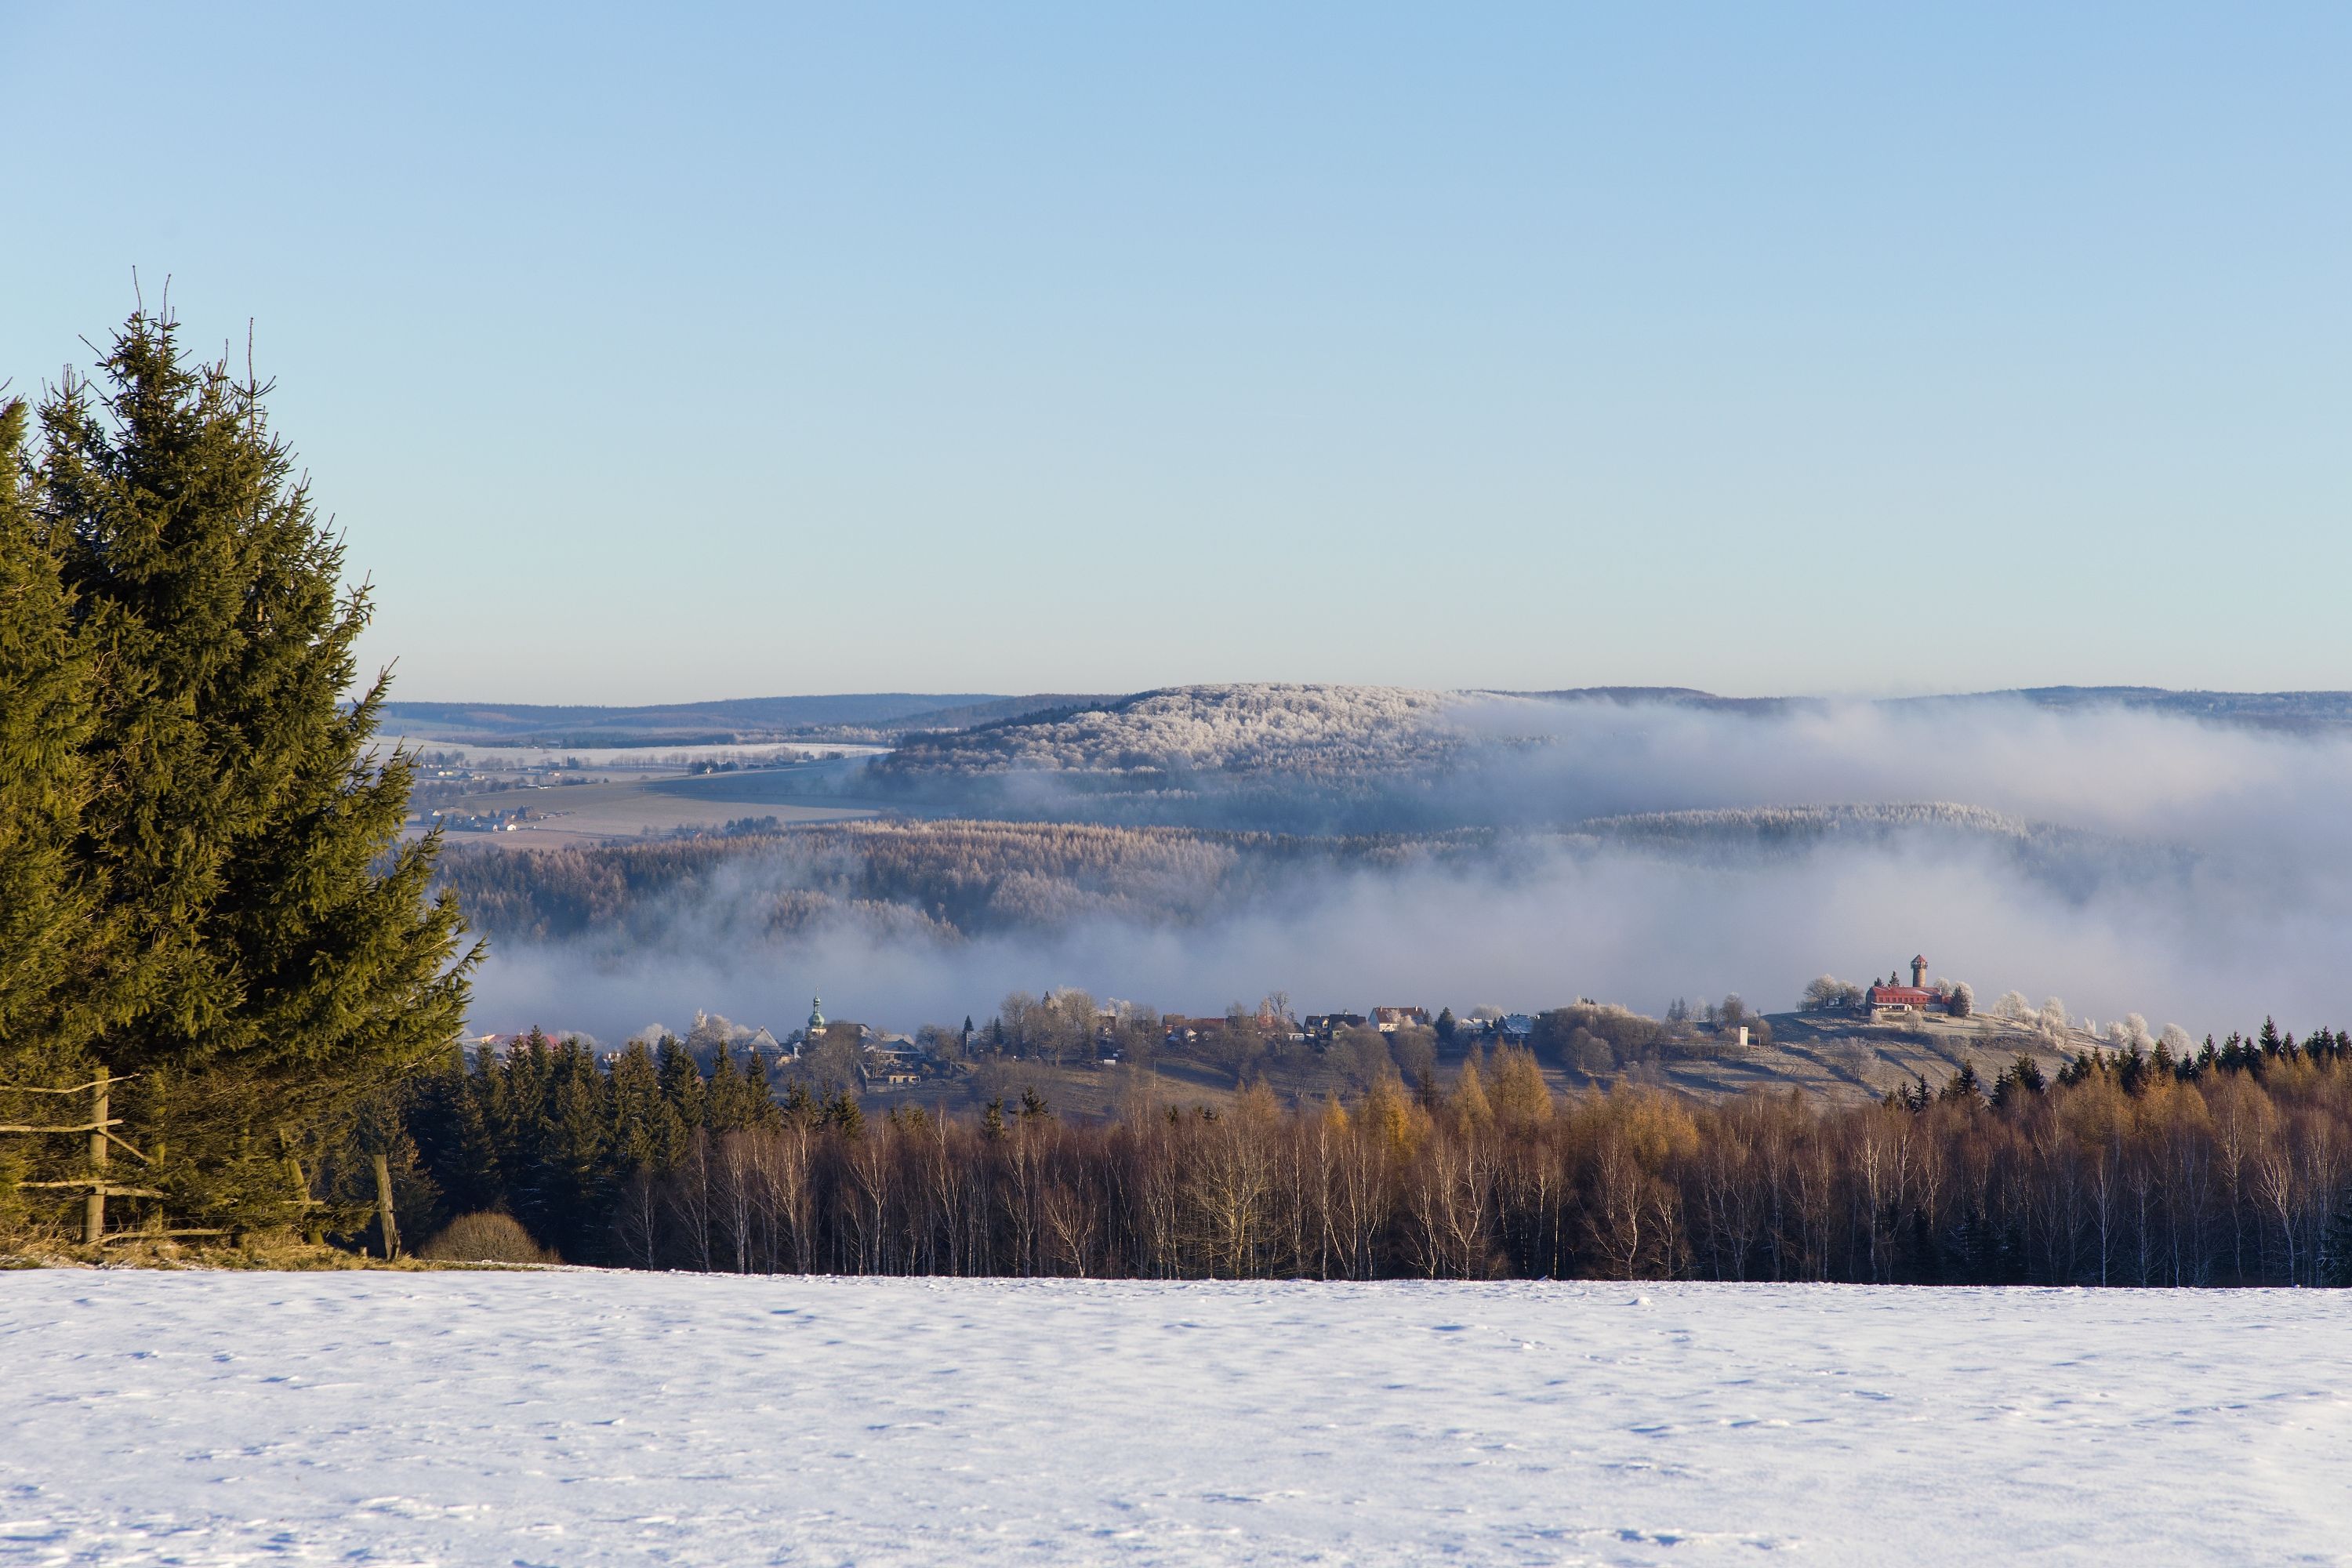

1866,955,1936,1018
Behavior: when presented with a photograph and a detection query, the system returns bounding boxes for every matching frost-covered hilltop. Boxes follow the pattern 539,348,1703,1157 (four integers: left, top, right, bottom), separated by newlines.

883,684,1472,778
855,684,2245,866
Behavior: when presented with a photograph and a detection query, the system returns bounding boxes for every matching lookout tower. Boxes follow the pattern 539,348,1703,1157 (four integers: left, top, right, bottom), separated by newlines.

1911,955,1928,989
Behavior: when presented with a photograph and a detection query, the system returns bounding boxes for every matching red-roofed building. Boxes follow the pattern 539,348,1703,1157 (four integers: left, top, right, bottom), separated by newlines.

1867,955,1937,1017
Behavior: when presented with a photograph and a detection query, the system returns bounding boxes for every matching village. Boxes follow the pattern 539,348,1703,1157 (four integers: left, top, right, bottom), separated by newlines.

474,998,1542,1087
459,953,2063,1113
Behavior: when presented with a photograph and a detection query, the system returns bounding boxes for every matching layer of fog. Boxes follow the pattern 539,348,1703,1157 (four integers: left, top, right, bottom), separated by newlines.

1448,692,2335,844
865,688,2349,855
466,697,2352,1045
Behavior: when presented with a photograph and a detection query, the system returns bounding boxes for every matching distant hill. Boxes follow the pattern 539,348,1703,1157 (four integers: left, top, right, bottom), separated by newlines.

379,694,1007,746
880,684,1457,779
851,681,2352,836
383,681,2352,749
1513,684,2352,731
1988,687,2352,730
880,695,1126,734
881,681,2352,784
1501,686,1795,716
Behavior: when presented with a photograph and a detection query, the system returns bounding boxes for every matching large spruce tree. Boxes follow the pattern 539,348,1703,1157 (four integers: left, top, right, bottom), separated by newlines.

0,397,105,1074
31,308,476,1233
0,390,114,1247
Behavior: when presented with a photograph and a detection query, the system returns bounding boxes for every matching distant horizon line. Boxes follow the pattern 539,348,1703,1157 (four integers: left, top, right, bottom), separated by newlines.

374,681,2352,711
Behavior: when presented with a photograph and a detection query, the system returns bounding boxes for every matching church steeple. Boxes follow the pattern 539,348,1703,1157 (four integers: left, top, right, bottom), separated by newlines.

808,995,826,1033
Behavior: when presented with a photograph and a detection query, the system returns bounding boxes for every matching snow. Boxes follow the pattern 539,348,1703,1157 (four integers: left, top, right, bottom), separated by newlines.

3,1275,2347,1566
885,684,1463,777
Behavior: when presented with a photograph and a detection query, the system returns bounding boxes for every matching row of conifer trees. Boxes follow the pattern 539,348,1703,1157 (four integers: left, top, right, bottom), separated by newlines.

384,1026,2352,1285
0,309,472,1243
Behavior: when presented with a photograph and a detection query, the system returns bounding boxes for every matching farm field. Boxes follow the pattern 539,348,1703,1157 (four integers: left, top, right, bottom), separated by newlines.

3,1273,2345,1565
414,773,880,845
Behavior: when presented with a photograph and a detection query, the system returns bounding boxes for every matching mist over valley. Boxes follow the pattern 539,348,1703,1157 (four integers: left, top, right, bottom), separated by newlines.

422,682,2352,1056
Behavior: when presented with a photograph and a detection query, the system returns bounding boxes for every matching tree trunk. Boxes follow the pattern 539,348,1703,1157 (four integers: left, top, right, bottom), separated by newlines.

85,1072,109,1245
372,1152,400,1260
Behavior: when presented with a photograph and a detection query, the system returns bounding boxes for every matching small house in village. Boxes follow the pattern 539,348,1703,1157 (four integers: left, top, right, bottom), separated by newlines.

864,1033,927,1087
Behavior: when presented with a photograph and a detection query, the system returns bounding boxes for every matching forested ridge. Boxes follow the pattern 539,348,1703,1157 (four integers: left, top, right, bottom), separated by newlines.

382,1025,2352,1286
434,820,1498,942
877,684,1461,779
433,804,2161,949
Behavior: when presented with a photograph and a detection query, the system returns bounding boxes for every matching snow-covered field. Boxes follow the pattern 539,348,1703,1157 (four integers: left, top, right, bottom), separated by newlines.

3,1274,2347,1566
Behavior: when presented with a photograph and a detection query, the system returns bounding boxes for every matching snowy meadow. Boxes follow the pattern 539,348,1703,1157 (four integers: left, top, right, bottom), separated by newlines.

4,1272,2347,1566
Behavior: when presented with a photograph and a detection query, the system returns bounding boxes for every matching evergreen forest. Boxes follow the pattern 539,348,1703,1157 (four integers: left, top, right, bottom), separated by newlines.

385,1025,2352,1286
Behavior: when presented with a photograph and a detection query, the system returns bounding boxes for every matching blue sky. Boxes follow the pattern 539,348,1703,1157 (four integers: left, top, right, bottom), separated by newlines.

3,3,2346,702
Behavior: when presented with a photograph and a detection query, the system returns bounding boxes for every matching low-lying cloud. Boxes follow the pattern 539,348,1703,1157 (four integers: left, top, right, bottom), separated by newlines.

463,695,2352,1045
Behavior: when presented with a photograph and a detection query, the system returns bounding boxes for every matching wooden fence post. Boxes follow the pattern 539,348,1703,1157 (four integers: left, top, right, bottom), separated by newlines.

372,1152,400,1260
85,1069,109,1245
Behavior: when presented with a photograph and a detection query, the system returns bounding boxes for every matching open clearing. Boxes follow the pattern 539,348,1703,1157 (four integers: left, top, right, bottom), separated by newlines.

3,1275,2347,1565
416,775,878,846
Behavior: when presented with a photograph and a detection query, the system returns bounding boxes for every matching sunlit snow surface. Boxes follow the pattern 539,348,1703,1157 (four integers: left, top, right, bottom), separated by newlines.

3,1274,2347,1566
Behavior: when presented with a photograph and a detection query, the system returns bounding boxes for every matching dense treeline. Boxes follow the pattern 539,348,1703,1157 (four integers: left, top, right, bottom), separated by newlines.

437,820,1239,939
0,309,470,1243
433,807,2160,956
388,1025,2352,1286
